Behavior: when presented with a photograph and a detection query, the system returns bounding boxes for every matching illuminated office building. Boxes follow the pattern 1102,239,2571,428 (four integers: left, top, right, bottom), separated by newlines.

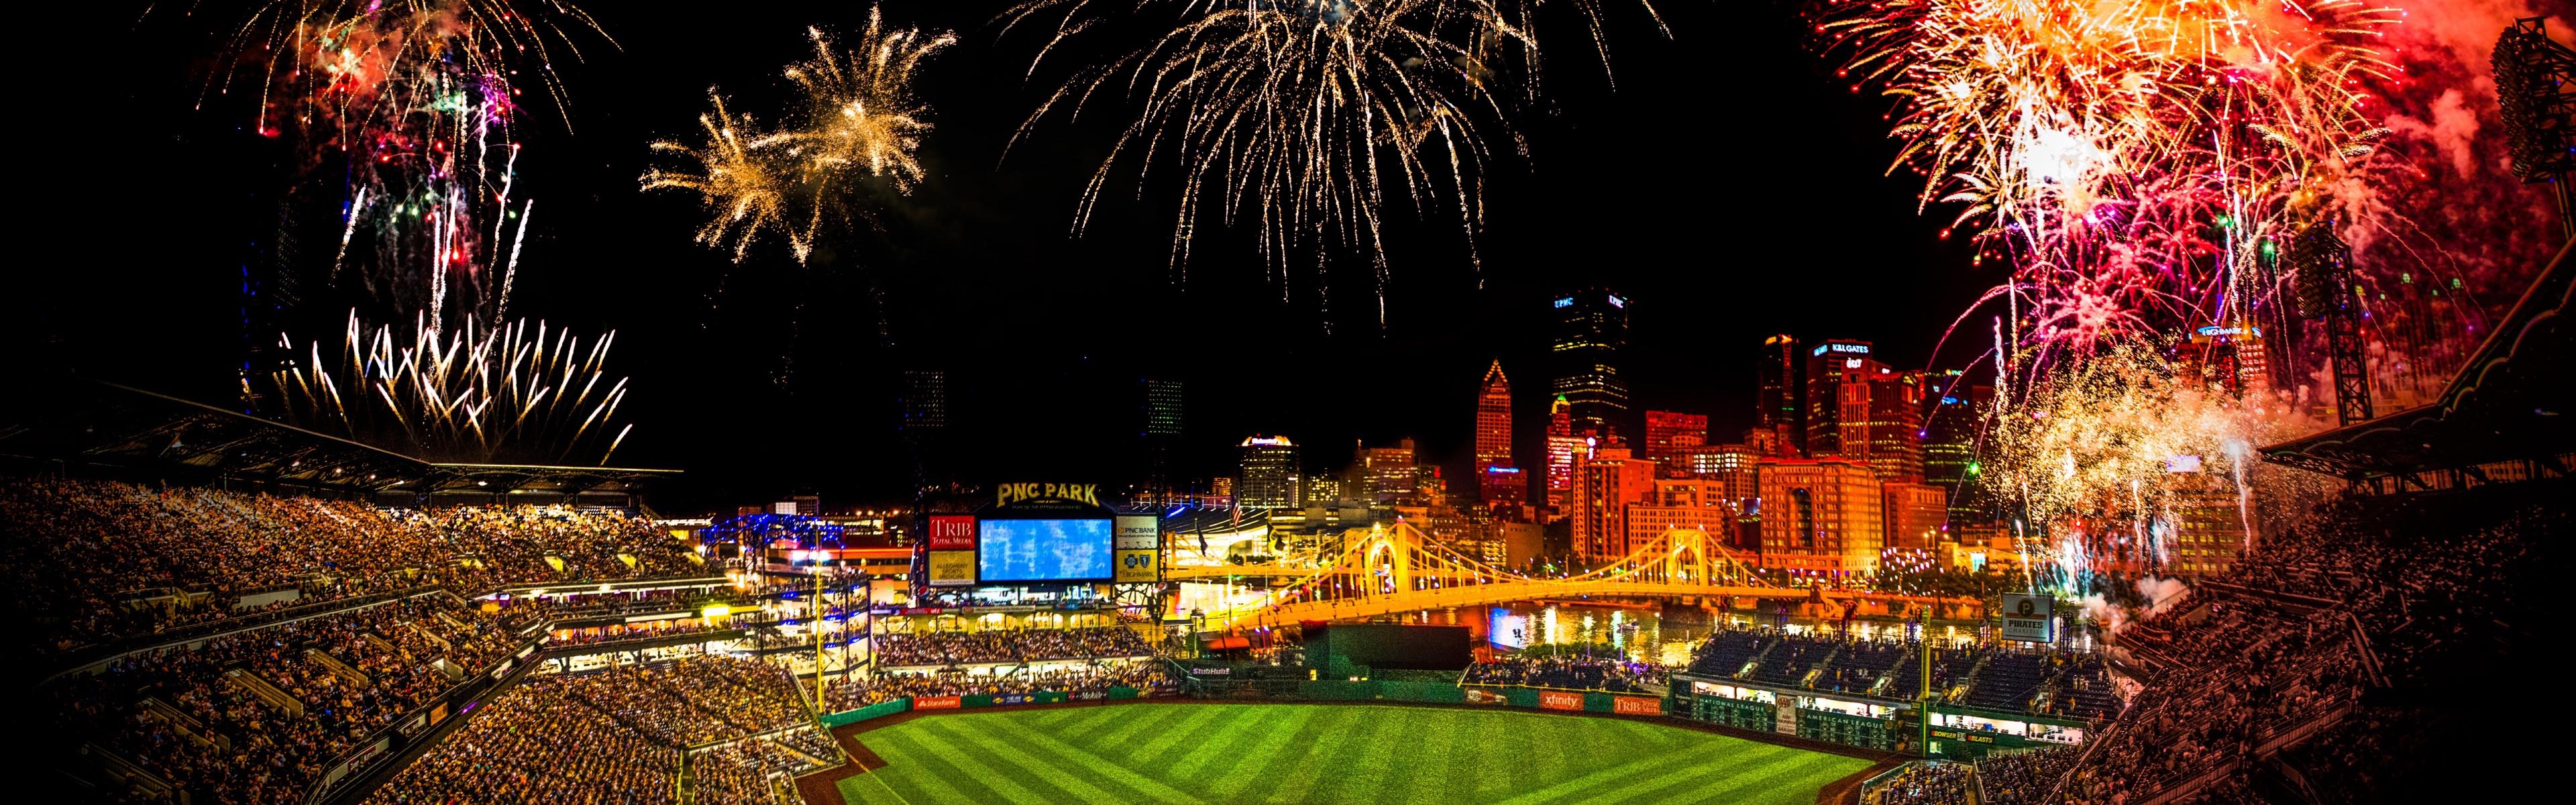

1756,335,1803,456
1238,435,1300,511
1642,410,1708,476
1139,378,1184,498
1474,360,1518,505
1570,447,1657,561
2177,323,2271,398
1803,339,1874,458
1364,439,1419,503
1549,288,1631,439
1838,364,1926,483
1881,482,1948,550
1544,396,1586,514
1922,372,1991,532
1754,457,1883,574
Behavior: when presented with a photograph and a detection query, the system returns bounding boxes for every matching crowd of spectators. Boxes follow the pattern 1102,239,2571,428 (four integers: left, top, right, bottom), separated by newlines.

1461,654,1666,693
822,659,1181,710
368,655,828,805
364,676,677,805
3,478,700,656
2039,488,2555,803
46,595,517,804
872,626,1155,667
572,657,810,746
1872,761,1971,805
690,729,841,805
1976,747,2077,805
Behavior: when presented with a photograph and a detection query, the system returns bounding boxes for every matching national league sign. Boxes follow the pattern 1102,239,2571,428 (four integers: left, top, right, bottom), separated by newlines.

2000,594,2054,643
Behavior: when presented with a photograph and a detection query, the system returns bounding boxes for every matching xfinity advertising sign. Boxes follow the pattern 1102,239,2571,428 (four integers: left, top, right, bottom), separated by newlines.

2000,594,2055,643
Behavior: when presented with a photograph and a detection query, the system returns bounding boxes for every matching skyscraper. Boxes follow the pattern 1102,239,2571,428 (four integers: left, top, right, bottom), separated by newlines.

1474,360,1517,505
1803,339,1874,458
1756,335,1803,456
1845,364,1926,483
1140,378,1184,500
1238,435,1299,510
1543,396,1586,515
1549,288,1630,439
1570,447,1657,561
1641,411,1708,476
1922,371,1990,531
900,370,947,433
1364,438,1419,503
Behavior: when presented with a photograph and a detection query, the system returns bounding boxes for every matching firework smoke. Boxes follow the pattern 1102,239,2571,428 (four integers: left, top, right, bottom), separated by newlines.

643,7,953,264
261,311,635,465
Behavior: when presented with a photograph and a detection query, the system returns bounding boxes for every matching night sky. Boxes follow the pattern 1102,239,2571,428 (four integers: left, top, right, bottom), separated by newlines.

28,1,2006,511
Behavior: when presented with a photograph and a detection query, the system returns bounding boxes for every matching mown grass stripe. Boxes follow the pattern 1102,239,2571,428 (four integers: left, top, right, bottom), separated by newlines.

1685,757,1873,805
849,725,977,805
1160,706,1273,781
1120,704,1230,764
1300,705,1423,804
1256,705,1370,804
992,714,1210,805
1486,736,1742,805
1079,702,1187,753
1558,742,1790,805
1396,706,1470,805
925,716,1132,805
1195,704,1322,802
894,720,1061,805
1053,704,1130,736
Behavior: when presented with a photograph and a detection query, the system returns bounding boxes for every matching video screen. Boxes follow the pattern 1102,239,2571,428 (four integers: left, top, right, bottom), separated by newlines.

977,519,1114,582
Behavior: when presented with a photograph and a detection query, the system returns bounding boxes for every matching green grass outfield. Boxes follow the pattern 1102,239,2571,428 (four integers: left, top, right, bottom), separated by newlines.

835,703,1872,805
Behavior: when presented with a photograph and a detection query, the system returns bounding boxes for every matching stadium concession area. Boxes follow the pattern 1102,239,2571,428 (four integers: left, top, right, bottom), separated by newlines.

832,704,1874,805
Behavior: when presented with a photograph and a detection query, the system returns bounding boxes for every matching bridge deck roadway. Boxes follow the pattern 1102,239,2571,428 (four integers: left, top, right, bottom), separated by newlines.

1211,581,1982,629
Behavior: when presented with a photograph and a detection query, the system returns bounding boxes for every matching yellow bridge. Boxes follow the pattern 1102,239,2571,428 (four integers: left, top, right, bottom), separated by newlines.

1170,523,1980,630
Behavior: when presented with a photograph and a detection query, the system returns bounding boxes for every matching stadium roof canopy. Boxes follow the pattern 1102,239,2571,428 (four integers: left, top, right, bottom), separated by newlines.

2262,238,2575,480
0,380,677,496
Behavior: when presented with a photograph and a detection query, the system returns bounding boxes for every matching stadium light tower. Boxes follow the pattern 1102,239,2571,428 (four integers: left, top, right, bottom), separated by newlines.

2292,223,2371,426
2493,17,2576,240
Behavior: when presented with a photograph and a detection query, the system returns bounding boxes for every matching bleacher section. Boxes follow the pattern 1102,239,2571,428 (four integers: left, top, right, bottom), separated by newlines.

1685,630,1767,677
1685,628,2108,722
1962,651,2048,711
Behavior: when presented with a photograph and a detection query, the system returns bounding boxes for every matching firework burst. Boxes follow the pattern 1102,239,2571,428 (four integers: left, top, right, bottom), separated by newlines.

201,1,606,329
643,95,806,262
1820,0,2400,358
262,311,635,465
643,8,953,264
1008,0,1529,323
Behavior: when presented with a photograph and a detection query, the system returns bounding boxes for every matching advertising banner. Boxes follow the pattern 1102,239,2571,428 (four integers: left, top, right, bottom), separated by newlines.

1114,516,1159,549
1114,548,1161,583
928,515,977,551
927,550,976,587
914,696,962,710
1612,696,1664,716
1538,690,1585,711
2000,594,2055,643
1464,688,1510,705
